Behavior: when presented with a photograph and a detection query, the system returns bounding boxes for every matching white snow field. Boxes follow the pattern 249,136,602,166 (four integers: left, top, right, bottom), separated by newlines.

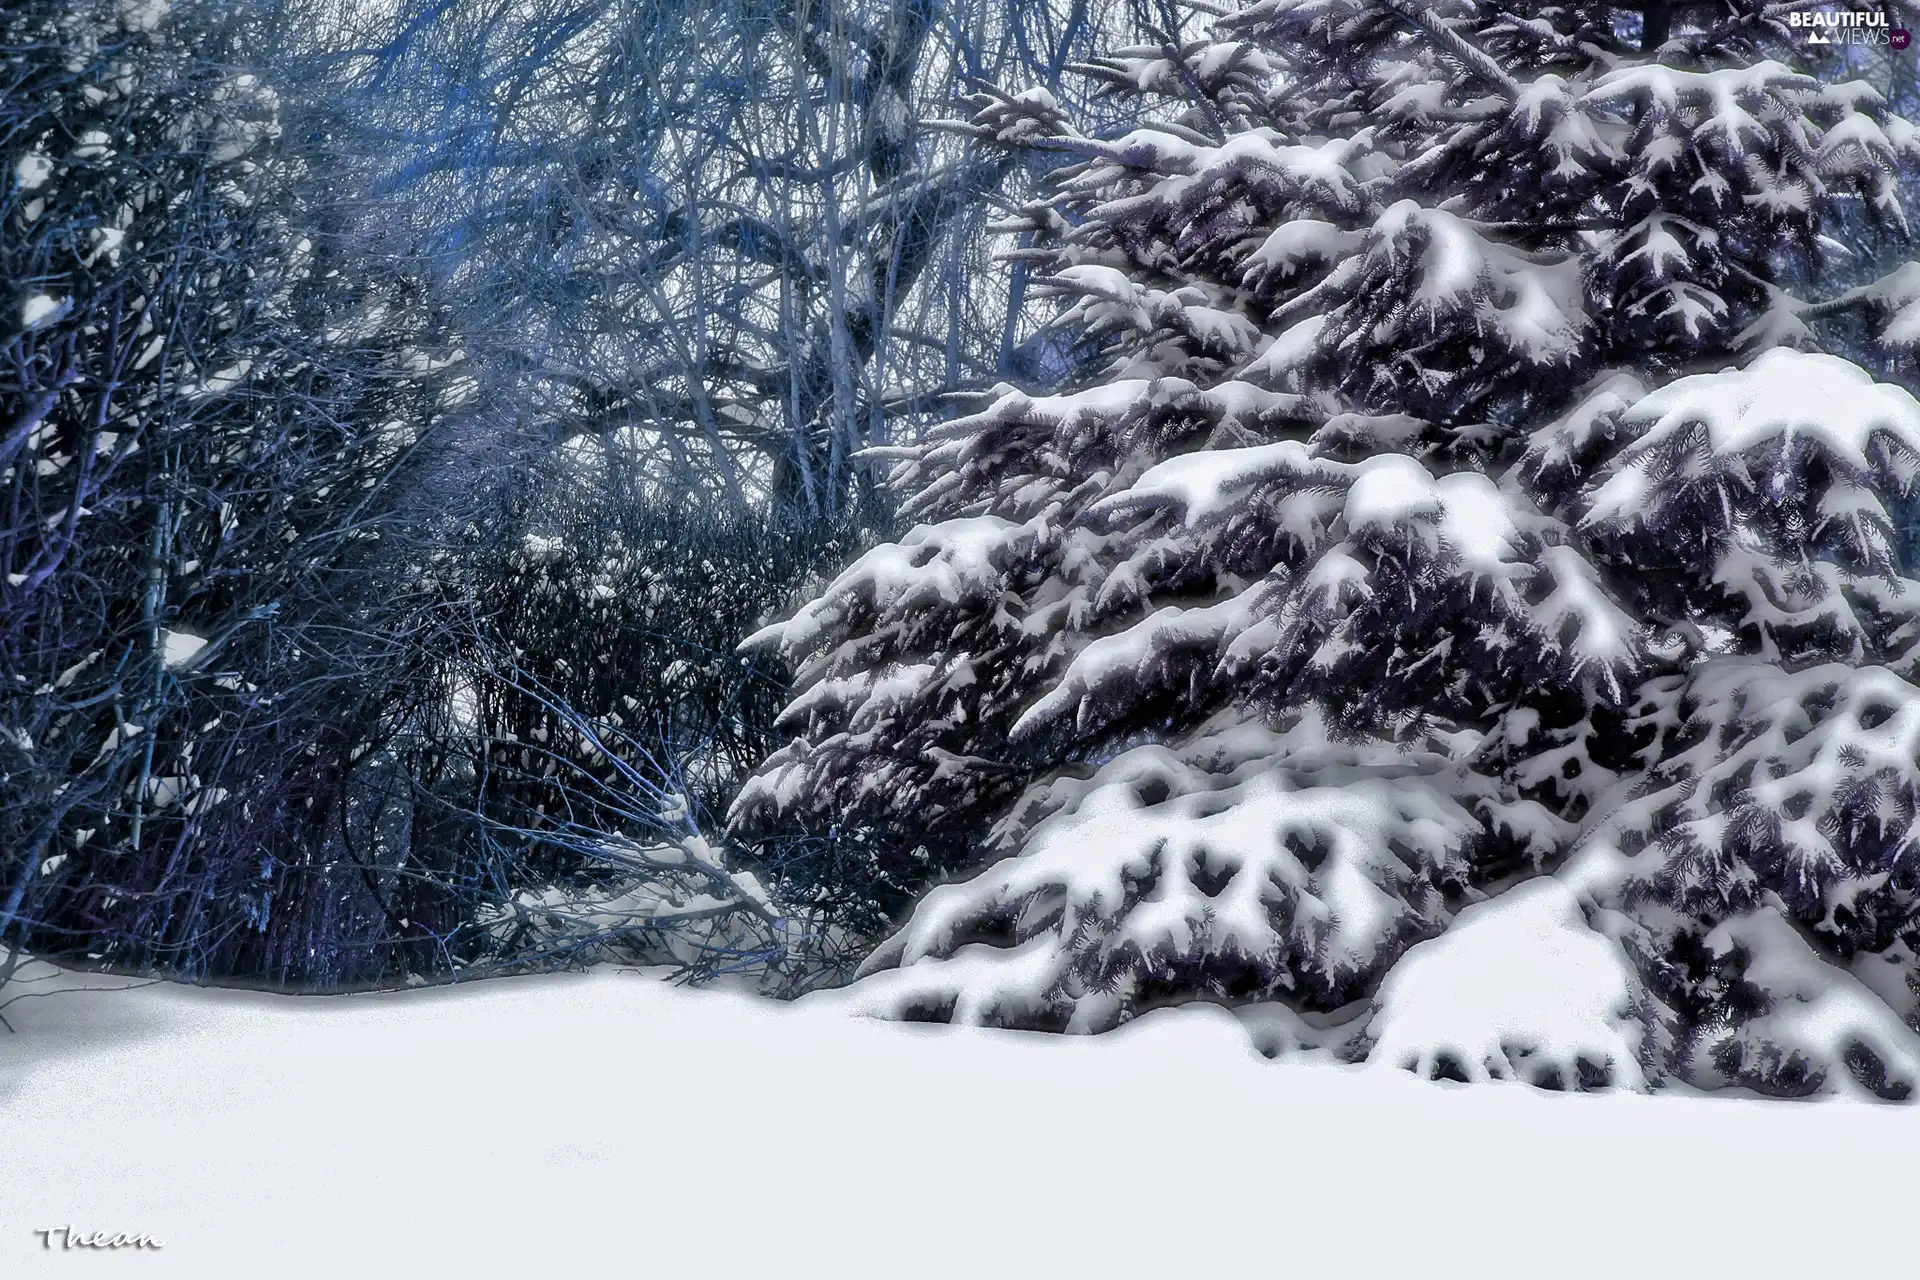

3,960,1916,1280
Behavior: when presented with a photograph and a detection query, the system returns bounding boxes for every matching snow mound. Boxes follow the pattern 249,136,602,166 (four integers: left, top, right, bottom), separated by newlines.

14,962,1920,1278
1697,909,1920,1100
1357,879,1652,1092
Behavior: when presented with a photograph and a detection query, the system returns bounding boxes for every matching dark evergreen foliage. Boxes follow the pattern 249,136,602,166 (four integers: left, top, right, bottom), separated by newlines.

743,0,1920,1094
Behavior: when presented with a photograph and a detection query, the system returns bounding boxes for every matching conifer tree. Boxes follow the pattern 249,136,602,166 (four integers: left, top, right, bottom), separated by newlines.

737,1,1920,1095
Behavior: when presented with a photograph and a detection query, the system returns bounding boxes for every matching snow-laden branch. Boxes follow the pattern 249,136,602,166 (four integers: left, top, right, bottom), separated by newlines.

1379,0,1520,102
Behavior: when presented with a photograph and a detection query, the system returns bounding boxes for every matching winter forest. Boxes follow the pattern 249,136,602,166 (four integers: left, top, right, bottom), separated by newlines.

10,0,1920,1181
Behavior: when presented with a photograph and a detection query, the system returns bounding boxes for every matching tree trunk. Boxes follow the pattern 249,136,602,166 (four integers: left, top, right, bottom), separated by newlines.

1641,3,1673,53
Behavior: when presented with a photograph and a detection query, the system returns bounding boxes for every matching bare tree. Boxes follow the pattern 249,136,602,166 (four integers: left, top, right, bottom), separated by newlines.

325,0,1176,518
0,0,482,993
0,0,1195,996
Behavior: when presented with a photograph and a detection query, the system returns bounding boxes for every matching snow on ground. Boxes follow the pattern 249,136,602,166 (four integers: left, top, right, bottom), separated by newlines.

2,960,1914,1279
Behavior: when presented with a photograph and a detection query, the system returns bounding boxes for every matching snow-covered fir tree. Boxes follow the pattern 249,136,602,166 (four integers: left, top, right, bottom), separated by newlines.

733,0,1920,1096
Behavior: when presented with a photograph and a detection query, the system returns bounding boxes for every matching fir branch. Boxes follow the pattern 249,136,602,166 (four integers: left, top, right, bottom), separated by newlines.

1378,0,1522,101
